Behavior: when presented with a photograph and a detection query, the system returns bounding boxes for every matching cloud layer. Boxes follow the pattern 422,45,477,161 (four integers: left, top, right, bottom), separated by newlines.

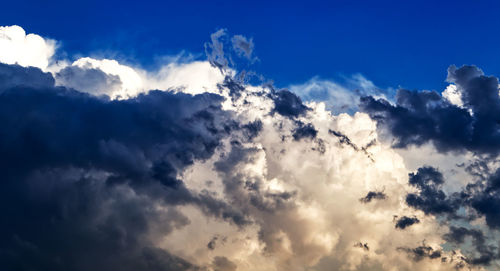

0,25,499,271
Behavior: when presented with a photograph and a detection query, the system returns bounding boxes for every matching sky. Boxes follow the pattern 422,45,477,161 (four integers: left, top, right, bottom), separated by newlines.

2,0,500,90
3,1,500,271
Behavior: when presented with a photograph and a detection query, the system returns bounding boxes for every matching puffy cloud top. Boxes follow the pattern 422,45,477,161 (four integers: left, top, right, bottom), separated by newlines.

0,25,55,70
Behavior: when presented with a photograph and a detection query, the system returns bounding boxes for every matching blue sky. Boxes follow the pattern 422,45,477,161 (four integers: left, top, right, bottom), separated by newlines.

2,0,499,91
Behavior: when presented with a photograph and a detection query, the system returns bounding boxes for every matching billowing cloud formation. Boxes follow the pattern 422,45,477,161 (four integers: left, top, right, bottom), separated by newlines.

361,65,500,155
360,65,500,269
0,25,499,271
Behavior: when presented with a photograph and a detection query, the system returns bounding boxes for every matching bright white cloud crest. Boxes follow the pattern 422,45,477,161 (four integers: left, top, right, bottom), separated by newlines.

0,25,56,70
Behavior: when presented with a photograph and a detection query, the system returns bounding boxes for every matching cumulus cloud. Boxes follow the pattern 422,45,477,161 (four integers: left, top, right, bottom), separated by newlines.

0,25,56,70
55,65,123,96
145,61,225,95
69,57,144,98
53,57,226,99
360,65,500,155
359,64,500,269
0,25,225,99
0,25,499,271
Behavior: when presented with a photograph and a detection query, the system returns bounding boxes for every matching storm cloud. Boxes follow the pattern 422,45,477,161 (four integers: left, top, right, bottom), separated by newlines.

0,62,249,270
2,25,500,271
360,65,500,155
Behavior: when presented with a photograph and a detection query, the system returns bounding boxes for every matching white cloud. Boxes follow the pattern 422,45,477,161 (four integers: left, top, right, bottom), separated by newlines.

442,84,463,107
71,57,144,98
145,61,225,95
0,25,56,70
167,83,465,270
55,58,225,99
0,26,225,99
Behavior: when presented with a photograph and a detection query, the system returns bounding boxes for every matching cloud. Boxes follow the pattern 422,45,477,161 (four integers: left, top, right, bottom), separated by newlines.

0,25,498,271
359,64,500,268
169,79,460,270
0,61,249,270
69,57,144,98
289,74,390,115
145,61,225,95
0,62,55,90
52,57,225,99
359,191,387,203
405,167,456,215
360,65,500,155
55,65,123,96
397,244,443,262
205,29,230,72
0,25,56,70
212,256,237,271
395,216,420,229
0,26,245,101
0,25,224,99
231,35,256,62
271,89,310,117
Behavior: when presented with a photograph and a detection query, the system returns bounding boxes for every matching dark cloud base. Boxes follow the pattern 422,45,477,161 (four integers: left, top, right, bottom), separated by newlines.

361,65,500,156
0,63,254,271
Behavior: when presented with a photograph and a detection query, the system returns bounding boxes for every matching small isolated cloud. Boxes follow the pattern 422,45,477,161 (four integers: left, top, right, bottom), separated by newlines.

231,35,256,62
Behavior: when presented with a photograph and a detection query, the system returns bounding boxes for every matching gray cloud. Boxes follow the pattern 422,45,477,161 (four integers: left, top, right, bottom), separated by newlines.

55,65,122,97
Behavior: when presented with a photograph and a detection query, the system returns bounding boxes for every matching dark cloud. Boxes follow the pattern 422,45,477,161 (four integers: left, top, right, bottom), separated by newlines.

241,119,263,140
307,64,500,269
212,256,237,271
292,122,317,141
404,166,500,266
359,191,387,203
406,165,500,231
0,62,54,90
207,235,227,251
271,89,309,118
444,226,498,266
55,65,122,97
360,65,500,155
207,237,217,250
329,130,375,161
329,129,358,150
354,242,370,251
213,145,296,213
398,244,442,262
405,167,456,216
457,168,500,229
218,76,246,98
395,216,420,229
0,63,250,270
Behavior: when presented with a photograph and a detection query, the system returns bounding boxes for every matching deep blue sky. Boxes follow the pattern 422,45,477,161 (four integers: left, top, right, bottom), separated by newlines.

1,0,499,91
